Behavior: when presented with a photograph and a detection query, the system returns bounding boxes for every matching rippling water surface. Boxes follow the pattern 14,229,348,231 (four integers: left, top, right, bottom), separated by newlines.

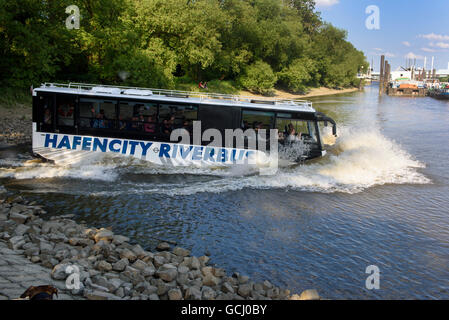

1,84,448,299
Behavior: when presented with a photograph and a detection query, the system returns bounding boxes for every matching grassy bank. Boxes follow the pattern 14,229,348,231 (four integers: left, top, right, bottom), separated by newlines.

0,87,32,109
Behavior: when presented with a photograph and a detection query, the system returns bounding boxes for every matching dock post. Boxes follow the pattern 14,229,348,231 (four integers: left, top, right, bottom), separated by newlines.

379,55,385,95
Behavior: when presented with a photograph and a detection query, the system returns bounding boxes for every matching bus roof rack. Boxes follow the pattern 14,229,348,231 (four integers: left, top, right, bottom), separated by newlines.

39,82,313,110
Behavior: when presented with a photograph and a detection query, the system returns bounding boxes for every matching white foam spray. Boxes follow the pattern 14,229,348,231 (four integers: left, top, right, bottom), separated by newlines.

0,126,430,195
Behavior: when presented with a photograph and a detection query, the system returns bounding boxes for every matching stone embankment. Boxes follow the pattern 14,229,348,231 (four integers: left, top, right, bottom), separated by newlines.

0,195,320,300
0,106,32,146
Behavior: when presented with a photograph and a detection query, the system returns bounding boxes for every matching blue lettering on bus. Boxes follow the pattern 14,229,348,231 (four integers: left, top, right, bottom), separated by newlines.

42,133,250,163
159,144,171,158
192,146,203,161
121,140,128,154
109,139,122,153
82,137,92,151
129,141,139,155
72,136,82,150
171,144,178,158
44,134,58,148
179,146,193,159
93,138,108,152
203,147,215,162
139,142,153,157
220,148,228,163
57,135,71,149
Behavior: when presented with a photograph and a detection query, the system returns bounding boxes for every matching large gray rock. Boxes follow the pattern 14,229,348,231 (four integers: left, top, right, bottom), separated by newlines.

9,212,28,224
132,259,147,271
237,283,252,297
8,235,25,250
222,282,235,294
39,240,55,254
96,260,113,272
94,228,114,243
112,258,129,272
156,242,170,251
184,286,202,300
153,255,165,268
13,224,30,236
85,290,120,300
156,264,178,282
120,266,144,284
168,288,183,300
119,248,137,262
173,246,190,257
51,263,71,280
112,235,130,245
203,274,220,287
298,289,320,300
201,286,216,300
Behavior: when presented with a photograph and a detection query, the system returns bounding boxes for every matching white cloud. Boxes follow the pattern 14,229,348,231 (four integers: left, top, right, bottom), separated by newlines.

402,41,411,47
315,0,340,7
405,52,424,59
421,47,436,52
433,42,449,49
373,48,383,51
419,33,449,41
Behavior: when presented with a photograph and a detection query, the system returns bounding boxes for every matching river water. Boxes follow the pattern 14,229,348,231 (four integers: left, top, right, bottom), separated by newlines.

1,84,448,299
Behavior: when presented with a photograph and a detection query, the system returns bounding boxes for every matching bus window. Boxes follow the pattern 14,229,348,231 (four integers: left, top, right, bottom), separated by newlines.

276,116,317,143
159,104,198,137
119,101,157,132
56,95,76,128
79,98,117,129
241,110,274,131
37,94,54,132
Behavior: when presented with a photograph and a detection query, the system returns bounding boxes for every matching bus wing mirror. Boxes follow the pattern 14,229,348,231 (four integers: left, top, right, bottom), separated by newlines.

324,121,328,127
333,124,337,137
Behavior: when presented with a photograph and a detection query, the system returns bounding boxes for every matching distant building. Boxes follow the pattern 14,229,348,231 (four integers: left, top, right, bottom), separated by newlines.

390,70,412,81
436,69,449,77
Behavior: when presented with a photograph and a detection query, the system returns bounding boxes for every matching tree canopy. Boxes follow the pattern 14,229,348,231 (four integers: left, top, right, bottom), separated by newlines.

0,0,368,94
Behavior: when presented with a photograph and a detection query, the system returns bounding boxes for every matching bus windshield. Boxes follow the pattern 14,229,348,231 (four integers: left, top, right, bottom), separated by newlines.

275,116,318,144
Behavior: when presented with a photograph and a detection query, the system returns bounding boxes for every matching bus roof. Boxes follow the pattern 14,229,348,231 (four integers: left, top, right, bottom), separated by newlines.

34,83,316,114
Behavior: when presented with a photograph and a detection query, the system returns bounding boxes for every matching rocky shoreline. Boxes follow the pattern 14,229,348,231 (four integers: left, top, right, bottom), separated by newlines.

0,106,32,146
0,195,320,300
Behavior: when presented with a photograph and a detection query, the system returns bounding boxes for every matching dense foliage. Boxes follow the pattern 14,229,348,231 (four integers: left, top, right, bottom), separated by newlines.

0,0,368,94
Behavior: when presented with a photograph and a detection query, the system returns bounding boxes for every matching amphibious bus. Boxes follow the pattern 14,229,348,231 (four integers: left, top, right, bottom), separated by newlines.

31,83,337,166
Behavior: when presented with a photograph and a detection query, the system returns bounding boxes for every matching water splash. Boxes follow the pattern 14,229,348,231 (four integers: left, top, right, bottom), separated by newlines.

0,126,430,195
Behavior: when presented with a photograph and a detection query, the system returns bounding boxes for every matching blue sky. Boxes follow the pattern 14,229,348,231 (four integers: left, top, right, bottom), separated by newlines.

316,0,449,71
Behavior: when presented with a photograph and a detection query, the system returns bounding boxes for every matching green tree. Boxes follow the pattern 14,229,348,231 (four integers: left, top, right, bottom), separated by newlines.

238,60,277,95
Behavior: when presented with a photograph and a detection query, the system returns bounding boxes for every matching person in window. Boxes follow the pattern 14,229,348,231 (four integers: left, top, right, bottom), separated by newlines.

161,118,173,136
286,123,301,142
130,115,139,131
93,113,106,129
44,108,52,124
144,116,156,134
182,120,192,135
118,115,127,130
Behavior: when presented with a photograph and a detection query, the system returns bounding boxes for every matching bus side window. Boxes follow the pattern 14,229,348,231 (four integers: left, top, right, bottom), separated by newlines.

56,95,76,129
79,98,117,130
38,94,54,132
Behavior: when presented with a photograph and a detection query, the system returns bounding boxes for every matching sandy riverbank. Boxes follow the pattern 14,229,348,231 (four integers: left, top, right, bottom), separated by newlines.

240,87,360,99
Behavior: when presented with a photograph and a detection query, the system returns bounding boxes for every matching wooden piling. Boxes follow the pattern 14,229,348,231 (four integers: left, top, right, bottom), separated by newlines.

379,55,385,95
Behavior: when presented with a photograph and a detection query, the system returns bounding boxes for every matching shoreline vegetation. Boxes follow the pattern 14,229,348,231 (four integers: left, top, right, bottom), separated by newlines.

0,195,320,300
0,0,368,95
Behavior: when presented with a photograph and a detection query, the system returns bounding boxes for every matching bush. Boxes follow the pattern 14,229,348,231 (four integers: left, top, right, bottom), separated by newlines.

238,61,277,95
278,58,315,93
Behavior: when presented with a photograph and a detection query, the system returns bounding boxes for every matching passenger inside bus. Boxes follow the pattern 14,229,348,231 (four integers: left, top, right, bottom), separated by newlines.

44,108,52,124
144,116,156,133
